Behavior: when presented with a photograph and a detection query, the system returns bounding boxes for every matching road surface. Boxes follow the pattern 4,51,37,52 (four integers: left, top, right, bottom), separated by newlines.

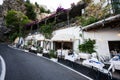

0,44,90,80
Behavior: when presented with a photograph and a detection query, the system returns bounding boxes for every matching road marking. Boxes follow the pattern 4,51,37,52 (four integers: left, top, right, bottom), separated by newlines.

0,55,6,80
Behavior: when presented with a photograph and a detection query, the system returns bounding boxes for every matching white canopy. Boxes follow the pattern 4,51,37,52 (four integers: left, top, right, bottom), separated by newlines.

25,35,33,40
25,34,45,41
33,34,45,41
51,34,75,42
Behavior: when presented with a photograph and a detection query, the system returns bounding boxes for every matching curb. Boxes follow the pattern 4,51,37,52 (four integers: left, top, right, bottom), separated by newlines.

0,55,6,80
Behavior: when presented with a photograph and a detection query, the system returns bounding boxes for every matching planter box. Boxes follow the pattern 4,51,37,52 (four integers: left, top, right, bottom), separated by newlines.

50,58,58,62
79,53,91,60
43,53,50,58
37,53,43,57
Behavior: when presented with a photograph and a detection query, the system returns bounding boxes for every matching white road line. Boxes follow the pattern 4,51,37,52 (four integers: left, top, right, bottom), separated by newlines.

0,55,6,80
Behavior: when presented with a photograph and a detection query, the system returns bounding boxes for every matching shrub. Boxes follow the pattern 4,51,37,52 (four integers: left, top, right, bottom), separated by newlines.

81,16,98,26
37,47,43,53
79,39,96,54
49,50,57,58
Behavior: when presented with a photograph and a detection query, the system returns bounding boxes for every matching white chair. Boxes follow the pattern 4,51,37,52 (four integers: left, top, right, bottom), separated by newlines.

91,53,97,58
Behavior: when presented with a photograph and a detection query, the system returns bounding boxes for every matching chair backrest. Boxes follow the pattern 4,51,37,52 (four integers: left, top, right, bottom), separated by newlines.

99,55,110,63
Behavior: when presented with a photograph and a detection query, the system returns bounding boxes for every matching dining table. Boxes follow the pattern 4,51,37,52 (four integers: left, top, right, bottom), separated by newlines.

82,58,105,70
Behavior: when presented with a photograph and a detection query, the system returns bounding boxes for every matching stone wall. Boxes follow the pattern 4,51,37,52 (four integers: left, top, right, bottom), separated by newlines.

0,0,26,42
2,0,26,16
0,5,2,17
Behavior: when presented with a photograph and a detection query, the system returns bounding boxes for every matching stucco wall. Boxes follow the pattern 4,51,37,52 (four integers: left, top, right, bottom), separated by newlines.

52,26,81,53
84,27,120,57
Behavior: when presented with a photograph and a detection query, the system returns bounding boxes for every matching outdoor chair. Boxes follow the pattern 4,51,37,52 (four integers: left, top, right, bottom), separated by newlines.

99,55,111,65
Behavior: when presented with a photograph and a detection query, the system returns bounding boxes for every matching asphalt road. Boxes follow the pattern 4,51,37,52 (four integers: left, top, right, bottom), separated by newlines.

0,44,90,80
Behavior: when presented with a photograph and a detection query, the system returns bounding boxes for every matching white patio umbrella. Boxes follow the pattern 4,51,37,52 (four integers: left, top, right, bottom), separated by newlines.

51,34,75,42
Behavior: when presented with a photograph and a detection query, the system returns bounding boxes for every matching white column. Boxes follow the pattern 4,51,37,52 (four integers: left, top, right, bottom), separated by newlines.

51,41,53,50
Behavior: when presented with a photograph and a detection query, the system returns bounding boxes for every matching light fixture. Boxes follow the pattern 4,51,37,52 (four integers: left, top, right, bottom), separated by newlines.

117,33,120,37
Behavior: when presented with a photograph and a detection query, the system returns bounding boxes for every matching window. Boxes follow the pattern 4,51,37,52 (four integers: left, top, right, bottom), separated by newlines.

108,41,120,56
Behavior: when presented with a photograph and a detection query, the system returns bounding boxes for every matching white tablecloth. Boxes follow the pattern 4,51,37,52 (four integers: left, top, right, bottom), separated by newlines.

65,53,78,62
82,58,104,70
110,56,120,72
31,46,37,51
43,49,49,53
57,49,69,56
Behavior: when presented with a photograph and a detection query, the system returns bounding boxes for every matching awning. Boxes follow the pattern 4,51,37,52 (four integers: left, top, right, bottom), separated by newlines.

25,35,33,40
25,34,45,41
33,34,45,41
51,34,75,42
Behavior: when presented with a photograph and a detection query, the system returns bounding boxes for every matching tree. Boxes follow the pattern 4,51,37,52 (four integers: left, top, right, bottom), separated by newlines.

77,0,111,26
26,0,30,4
25,0,36,20
35,2,39,8
39,6,51,14
82,0,92,4
5,10,31,41
40,23,54,39
6,10,31,30
85,0,110,19
111,0,120,14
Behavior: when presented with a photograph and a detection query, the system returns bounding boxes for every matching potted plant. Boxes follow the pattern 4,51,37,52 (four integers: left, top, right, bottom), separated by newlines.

49,50,57,62
79,38,96,54
37,46,43,53
78,39,96,59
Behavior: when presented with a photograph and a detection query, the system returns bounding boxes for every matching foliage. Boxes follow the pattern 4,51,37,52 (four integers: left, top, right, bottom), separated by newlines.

25,0,36,20
9,32,18,42
56,7,67,13
5,10,31,29
82,0,92,4
76,0,111,26
79,39,96,54
78,16,98,26
39,6,51,14
111,0,120,14
85,0,110,19
27,40,32,45
5,10,31,41
36,46,43,53
35,2,39,8
40,23,54,39
49,50,57,58
26,0,30,3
